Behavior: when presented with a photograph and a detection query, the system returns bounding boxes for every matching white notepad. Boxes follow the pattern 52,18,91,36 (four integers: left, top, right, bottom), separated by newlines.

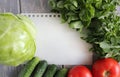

22,13,93,65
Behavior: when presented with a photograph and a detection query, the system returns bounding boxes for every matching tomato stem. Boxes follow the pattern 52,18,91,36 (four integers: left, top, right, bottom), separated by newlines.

104,71,110,77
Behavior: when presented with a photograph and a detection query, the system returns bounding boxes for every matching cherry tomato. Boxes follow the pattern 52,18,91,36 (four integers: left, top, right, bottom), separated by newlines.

92,58,120,77
68,65,92,77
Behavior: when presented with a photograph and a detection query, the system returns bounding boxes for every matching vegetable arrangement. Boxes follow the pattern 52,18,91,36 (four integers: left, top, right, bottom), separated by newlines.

48,0,120,61
18,57,120,77
1,1,120,76
0,13,36,66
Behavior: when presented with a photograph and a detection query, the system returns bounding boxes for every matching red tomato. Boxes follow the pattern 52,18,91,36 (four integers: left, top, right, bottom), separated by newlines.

92,58,120,77
119,63,120,76
68,65,92,77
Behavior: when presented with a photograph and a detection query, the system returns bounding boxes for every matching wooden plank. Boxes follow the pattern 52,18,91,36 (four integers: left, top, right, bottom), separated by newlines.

0,0,20,14
20,0,51,13
0,64,24,77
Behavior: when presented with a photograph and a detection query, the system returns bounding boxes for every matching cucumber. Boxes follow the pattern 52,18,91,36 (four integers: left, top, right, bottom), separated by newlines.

32,60,48,77
43,64,57,77
18,57,40,77
55,68,68,77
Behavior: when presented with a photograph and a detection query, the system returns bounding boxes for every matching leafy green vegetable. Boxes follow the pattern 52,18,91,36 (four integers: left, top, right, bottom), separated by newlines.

86,13,120,61
0,13,36,66
79,4,95,22
49,0,120,61
69,20,83,31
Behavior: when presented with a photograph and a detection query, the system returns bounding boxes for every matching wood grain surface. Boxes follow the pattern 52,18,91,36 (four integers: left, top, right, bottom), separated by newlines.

20,0,51,13
0,0,20,13
0,0,51,13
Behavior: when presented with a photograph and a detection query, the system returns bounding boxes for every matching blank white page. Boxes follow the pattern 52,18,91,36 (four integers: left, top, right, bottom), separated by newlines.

22,13,93,65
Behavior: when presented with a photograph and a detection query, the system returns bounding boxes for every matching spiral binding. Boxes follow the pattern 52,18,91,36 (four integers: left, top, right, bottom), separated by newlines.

23,14,61,18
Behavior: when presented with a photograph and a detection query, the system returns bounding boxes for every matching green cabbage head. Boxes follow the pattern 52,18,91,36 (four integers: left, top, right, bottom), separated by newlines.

0,13,36,66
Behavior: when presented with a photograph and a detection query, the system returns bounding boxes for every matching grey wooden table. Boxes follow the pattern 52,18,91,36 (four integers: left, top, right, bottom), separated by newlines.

0,0,52,77
0,0,51,14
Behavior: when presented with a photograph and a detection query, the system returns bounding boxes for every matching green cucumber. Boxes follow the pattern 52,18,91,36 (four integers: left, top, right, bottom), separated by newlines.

55,68,68,77
18,57,40,77
43,64,57,77
32,60,48,77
